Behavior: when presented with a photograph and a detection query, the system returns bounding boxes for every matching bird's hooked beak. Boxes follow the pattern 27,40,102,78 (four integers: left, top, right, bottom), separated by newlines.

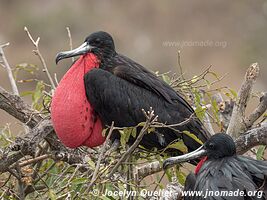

56,42,93,64
163,145,207,169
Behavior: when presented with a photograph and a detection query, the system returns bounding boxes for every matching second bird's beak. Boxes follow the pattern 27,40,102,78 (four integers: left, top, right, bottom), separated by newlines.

56,42,93,64
163,145,207,169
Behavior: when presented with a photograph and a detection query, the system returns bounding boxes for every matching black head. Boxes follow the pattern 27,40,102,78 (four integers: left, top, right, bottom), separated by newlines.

56,31,116,64
204,133,236,159
163,133,236,169
84,31,115,52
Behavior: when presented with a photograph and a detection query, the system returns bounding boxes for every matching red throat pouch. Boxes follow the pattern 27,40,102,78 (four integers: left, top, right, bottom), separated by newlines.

51,53,105,148
195,156,208,174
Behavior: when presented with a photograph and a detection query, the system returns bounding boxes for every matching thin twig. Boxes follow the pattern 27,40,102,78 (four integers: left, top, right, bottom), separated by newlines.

171,65,213,87
88,122,114,189
15,165,25,200
151,113,195,128
24,27,56,90
54,73,59,86
0,43,19,95
203,112,216,135
177,50,185,80
107,108,158,179
66,27,74,62
17,154,50,168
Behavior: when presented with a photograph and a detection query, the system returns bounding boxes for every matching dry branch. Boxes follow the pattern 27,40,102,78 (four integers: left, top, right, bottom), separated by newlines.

227,63,260,138
134,161,162,182
24,27,56,90
0,43,19,95
0,86,42,128
66,27,74,63
235,123,267,154
245,92,267,128
89,122,114,189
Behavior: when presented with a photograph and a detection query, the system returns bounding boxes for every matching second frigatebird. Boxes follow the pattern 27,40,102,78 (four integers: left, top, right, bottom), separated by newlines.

52,31,210,155
163,133,267,200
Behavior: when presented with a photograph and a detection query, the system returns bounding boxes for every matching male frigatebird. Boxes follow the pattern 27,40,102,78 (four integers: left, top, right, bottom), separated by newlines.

163,133,267,200
51,31,210,155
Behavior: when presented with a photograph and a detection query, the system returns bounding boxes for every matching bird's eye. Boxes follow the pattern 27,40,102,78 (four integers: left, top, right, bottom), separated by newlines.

208,143,215,149
94,39,101,45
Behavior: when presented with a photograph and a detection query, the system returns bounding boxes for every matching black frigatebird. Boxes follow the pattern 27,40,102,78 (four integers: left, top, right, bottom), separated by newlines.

163,133,267,200
51,31,210,156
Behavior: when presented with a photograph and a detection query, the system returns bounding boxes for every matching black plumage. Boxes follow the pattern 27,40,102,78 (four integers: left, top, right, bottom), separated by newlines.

56,31,210,155
164,133,267,200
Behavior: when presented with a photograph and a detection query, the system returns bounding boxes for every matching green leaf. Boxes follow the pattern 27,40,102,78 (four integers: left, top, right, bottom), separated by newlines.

147,127,155,134
176,170,186,185
32,81,45,110
209,71,219,80
166,140,188,154
87,157,96,169
72,177,87,185
119,128,131,148
194,105,206,121
191,75,198,84
162,74,171,84
183,131,203,145
48,189,57,200
102,128,108,137
256,145,266,160
165,168,173,182
138,122,146,127
20,91,34,97
205,79,211,89
131,127,137,138
228,88,238,99
211,98,220,125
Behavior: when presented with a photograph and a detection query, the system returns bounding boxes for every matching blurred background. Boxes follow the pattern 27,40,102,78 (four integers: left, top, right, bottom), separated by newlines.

0,0,266,132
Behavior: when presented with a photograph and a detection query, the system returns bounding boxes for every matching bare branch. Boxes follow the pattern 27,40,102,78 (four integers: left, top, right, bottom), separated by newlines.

0,119,53,173
177,50,185,80
16,154,50,168
66,27,74,62
24,27,56,90
134,161,162,182
235,123,267,154
0,43,19,95
245,92,267,128
88,122,114,189
54,73,59,86
227,63,260,138
0,86,42,128
203,112,216,135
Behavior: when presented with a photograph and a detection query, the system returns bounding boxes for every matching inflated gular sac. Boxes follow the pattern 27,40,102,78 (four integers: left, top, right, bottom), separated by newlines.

51,53,105,148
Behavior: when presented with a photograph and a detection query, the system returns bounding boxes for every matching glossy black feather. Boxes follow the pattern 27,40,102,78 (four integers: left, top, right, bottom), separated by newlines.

181,134,267,200
84,59,208,154
83,31,210,155
186,156,267,200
